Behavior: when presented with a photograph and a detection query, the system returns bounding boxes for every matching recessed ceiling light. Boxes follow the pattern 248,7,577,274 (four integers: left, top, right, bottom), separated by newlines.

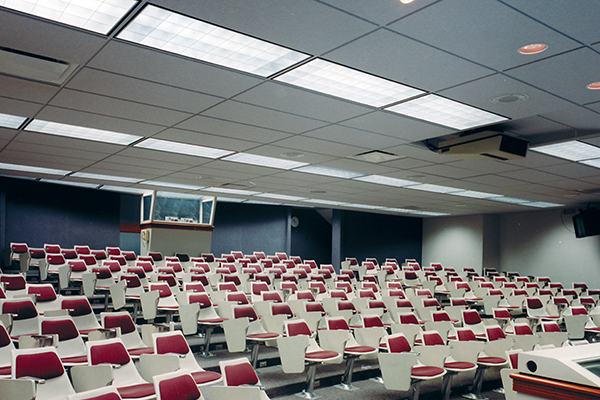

0,162,70,176
203,187,261,196
0,0,138,34
451,190,503,199
215,197,246,203
135,138,234,159
275,58,424,108
223,153,308,170
304,199,348,206
70,172,143,183
255,193,306,201
527,201,564,208
0,112,26,129
386,94,508,130
518,43,548,55
26,120,142,145
294,165,366,179
587,82,600,90
400,0,415,3
488,196,532,205
580,159,600,168
118,4,308,77
100,185,151,195
39,179,100,189
354,174,418,187
532,141,600,161
405,183,464,194
141,180,204,190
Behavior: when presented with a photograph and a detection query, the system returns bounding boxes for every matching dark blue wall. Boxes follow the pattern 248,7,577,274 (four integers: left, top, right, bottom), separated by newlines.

1,177,120,269
290,208,332,265
210,202,288,257
340,210,422,265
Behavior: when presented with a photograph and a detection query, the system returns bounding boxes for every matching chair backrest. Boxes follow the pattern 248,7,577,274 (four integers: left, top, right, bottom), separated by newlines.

227,292,250,305
154,371,201,400
233,305,258,321
399,313,420,325
67,386,122,400
154,331,190,356
456,327,478,341
541,322,562,333
271,303,293,318
285,319,312,337
422,331,445,346
363,315,384,328
103,312,136,335
486,325,506,341
326,317,350,331
13,347,75,398
220,358,260,387
462,309,482,325
386,333,412,353
514,323,534,335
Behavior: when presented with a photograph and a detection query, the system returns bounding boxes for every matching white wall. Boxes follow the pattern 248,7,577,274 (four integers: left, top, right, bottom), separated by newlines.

422,208,600,288
499,209,600,288
422,214,484,273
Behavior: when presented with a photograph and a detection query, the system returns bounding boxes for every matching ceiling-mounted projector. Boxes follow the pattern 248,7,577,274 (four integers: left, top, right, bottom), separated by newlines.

436,131,528,161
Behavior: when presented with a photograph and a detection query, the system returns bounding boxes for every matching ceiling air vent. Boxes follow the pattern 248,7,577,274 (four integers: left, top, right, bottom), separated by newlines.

352,150,402,163
0,47,78,85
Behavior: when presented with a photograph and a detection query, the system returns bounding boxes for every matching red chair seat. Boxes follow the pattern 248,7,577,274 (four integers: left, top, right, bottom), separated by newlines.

411,365,446,378
117,383,155,399
0,365,11,376
191,370,222,385
306,350,339,361
345,345,376,354
198,318,227,324
477,356,508,366
127,347,155,356
444,361,477,371
247,332,280,340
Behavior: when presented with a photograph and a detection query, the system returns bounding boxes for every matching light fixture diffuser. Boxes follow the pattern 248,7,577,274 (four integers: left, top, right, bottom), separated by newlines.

294,165,366,179
70,172,142,183
0,162,70,175
0,112,27,129
354,174,418,187
386,94,507,130
450,190,503,199
100,185,150,194
39,179,100,188
204,187,260,196
141,180,204,190
531,141,600,161
117,4,308,77
0,0,138,34
275,58,423,107
256,193,306,201
223,153,308,170
405,183,464,194
135,138,234,159
26,120,142,145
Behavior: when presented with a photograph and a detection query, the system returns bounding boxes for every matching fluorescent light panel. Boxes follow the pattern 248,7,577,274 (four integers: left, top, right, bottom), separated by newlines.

223,153,308,170
118,4,308,77
70,172,142,183
0,112,26,129
354,174,418,187
275,58,423,107
204,187,260,195
0,162,70,175
100,185,150,194
141,180,203,190
580,158,600,168
532,141,600,162
26,120,142,145
256,193,306,201
156,191,203,200
0,0,138,34
294,165,366,179
136,138,234,159
387,94,507,130
304,199,348,206
527,201,564,208
406,183,464,194
450,190,503,199
488,196,533,205
39,179,99,188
